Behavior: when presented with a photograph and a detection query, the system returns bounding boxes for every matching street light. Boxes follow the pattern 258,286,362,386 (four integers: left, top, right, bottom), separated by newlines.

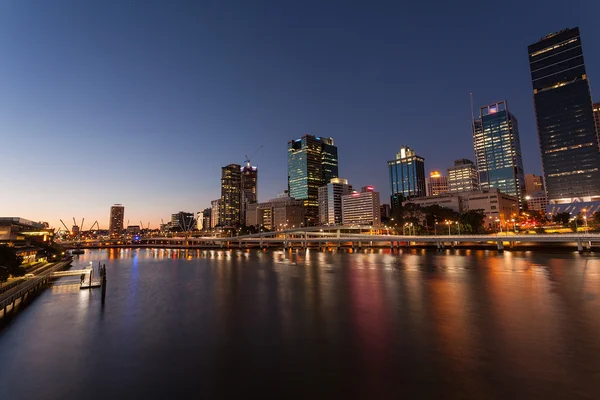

445,220,451,236
434,221,438,236
582,208,588,235
455,221,460,235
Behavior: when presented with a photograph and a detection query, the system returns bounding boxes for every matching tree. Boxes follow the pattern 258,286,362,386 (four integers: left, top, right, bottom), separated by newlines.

593,212,600,225
0,245,25,277
0,266,8,286
459,209,486,234
552,212,571,226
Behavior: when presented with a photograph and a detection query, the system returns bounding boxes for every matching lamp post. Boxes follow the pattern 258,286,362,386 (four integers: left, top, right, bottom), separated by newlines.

434,221,438,236
582,208,588,235
455,221,460,235
495,218,502,235
446,221,451,236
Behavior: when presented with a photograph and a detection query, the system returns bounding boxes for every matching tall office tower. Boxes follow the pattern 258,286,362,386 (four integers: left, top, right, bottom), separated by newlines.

287,135,338,225
387,146,426,208
202,208,212,231
109,204,125,237
473,101,525,209
240,164,258,225
524,173,544,195
425,171,449,196
318,178,352,225
220,164,242,228
341,186,381,226
210,199,220,228
528,28,600,203
447,159,479,193
594,102,600,138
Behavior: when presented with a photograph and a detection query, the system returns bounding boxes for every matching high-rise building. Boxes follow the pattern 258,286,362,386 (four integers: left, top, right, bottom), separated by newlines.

171,211,196,231
246,197,305,230
425,171,448,196
318,178,352,225
220,164,242,228
202,208,212,231
240,164,258,225
524,173,544,196
594,102,600,139
196,212,203,231
109,204,124,237
447,159,479,193
528,28,600,203
287,135,338,225
341,186,381,226
210,199,220,228
473,101,525,209
387,146,426,208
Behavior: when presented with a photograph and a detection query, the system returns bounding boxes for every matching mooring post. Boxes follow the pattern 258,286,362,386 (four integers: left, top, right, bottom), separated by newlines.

497,240,504,252
577,239,583,253
101,265,107,304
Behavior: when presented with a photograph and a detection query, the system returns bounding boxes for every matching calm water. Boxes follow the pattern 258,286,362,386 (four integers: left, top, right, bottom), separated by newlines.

1,248,600,399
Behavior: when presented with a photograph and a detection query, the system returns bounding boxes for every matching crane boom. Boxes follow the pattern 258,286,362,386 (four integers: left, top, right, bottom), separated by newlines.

60,219,70,233
245,145,263,166
80,218,85,232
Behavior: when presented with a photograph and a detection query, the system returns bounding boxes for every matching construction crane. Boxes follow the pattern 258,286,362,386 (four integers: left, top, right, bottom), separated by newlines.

88,221,99,232
244,145,263,167
59,219,71,234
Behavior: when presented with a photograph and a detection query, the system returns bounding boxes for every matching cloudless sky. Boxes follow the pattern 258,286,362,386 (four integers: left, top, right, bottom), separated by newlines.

1,0,599,229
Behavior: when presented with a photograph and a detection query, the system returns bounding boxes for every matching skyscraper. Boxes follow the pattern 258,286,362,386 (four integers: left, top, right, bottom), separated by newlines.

524,173,544,196
594,102,600,139
528,28,600,203
447,159,479,193
387,146,425,208
341,186,381,226
109,204,124,237
473,101,525,209
240,164,258,225
287,135,338,225
219,164,242,228
210,199,220,228
425,171,448,196
318,178,352,225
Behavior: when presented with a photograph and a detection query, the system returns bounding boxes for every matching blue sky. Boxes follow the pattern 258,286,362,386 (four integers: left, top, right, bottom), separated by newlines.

1,0,599,229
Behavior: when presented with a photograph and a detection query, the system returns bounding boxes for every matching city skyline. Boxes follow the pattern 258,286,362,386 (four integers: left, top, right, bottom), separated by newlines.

1,2,599,229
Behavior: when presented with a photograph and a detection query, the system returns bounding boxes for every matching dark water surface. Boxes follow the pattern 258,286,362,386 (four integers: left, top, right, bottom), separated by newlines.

1,248,600,399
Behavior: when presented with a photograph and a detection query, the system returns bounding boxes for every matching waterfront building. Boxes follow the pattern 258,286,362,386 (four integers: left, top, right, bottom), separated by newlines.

318,178,352,225
210,199,220,228
447,159,479,193
196,212,203,231
524,174,544,196
287,135,338,225
380,204,391,219
528,28,600,203
387,146,426,208
526,192,549,212
220,164,242,228
246,197,304,230
109,204,125,237
341,186,381,226
202,208,212,231
241,164,258,225
126,225,140,235
473,101,525,209
0,217,53,245
404,188,518,228
425,171,449,196
594,102,600,139
171,211,196,231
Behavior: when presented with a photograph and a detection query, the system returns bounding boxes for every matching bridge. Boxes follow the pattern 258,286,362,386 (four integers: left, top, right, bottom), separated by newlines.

58,226,600,252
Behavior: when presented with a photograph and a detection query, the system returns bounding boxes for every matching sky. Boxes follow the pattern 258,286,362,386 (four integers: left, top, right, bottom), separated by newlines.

1,0,599,229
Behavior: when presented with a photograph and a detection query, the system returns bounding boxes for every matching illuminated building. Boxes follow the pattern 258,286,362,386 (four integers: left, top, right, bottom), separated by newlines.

171,211,195,231
525,192,549,212
341,186,381,226
210,199,220,228
287,135,338,225
202,208,212,231
594,102,600,140
425,171,448,196
318,178,352,225
0,217,54,245
524,173,544,196
246,197,304,230
473,101,525,209
528,28,600,203
241,164,258,225
219,164,242,227
387,146,426,208
109,204,124,237
447,159,479,193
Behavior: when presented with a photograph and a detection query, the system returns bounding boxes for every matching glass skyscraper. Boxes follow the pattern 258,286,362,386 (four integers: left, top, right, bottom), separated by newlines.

528,27,600,203
240,164,258,225
287,135,338,225
387,146,425,208
473,101,525,209
219,164,242,228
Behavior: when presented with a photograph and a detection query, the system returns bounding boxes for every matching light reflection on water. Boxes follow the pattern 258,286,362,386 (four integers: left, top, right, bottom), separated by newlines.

1,248,600,399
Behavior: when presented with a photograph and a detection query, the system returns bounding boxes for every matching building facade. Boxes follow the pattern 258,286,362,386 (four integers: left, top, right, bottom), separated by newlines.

287,135,338,225
220,164,242,228
524,173,544,196
425,171,449,196
246,197,305,230
473,101,525,209
241,164,258,224
447,159,479,193
202,208,212,231
109,204,125,237
341,186,381,226
388,146,426,208
171,211,196,231
318,178,351,225
528,28,600,203
526,192,549,212
210,199,220,229
594,102,600,140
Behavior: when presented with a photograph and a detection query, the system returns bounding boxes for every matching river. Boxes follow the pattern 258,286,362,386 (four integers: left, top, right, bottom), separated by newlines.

1,248,599,399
